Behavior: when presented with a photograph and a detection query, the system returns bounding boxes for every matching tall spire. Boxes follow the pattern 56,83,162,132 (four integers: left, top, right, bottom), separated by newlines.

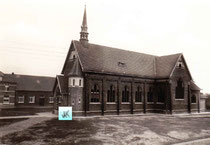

80,5,88,43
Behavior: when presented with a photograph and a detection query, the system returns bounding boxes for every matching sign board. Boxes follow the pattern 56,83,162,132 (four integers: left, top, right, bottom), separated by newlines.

58,106,72,120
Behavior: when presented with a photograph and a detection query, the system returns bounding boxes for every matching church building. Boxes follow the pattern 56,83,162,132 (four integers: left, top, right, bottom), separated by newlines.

53,7,201,116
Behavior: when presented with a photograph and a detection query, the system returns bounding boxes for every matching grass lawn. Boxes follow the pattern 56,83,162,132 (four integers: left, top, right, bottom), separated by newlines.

0,114,210,145
0,110,36,117
0,108,52,117
0,118,28,127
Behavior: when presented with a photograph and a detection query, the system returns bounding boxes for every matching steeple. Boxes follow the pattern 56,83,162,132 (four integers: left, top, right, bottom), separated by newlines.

80,5,88,43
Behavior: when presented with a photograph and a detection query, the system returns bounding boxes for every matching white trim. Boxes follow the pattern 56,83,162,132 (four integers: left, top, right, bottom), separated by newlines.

29,96,35,103
3,95,10,104
0,91,15,93
135,102,143,104
49,97,54,103
147,102,154,104
104,110,117,112
119,109,130,112
106,102,117,104
175,99,185,101
90,102,101,104
121,102,130,104
18,96,24,103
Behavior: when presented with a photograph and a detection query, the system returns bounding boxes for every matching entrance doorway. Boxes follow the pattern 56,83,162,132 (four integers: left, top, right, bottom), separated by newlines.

39,97,45,106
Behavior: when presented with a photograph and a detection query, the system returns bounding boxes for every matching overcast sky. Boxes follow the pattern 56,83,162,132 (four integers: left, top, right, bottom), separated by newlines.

0,0,210,93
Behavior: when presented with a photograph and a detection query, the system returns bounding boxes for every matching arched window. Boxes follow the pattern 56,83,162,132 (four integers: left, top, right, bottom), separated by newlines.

90,84,100,102
73,55,76,59
73,79,75,86
122,86,129,102
191,95,196,103
147,87,153,102
135,86,142,102
157,87,165,102
175,79,184,99
107,85,115,102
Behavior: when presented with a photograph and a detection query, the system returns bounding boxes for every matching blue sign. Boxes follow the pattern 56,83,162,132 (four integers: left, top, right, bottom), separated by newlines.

58,107,72,120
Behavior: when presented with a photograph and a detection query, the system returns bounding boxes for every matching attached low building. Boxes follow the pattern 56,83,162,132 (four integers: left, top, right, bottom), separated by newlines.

0,72,55,110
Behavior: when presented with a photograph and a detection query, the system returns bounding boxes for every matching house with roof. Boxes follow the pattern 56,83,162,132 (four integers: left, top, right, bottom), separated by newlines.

53,7,201,116
0,71,55,110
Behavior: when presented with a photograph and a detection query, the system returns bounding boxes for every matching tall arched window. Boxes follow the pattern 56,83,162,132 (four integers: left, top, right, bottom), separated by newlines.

107,85,115,102
90,84,100,102
175,79,184,99
157,87,165,102
135,86,142,102
147,87,153,102
122,86,129,102
191,95,196,103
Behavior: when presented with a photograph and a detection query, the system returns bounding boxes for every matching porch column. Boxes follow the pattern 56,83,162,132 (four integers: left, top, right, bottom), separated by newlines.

101,78,106,115
197,93,200,113
187,82,191,113
143,82,147,113
169,80,173,114
131,80,134,114
117,78,121,115
84,75,90,115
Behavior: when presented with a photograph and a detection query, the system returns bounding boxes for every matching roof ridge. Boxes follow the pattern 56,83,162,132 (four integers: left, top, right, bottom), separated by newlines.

73,40,157,57
5,73,55,78
154,57,157,77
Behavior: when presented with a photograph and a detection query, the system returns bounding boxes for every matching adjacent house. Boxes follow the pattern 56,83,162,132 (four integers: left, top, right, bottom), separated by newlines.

53,7,201,116
0,72,55,110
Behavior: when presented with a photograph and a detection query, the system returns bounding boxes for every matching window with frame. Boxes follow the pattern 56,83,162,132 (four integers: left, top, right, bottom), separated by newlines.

73,79,75,86
5,85,9,91
49,97,54,103
29,96,35,103
107,85,115,102
79,79,82,86
18,96,24,103
175,79,184,99
58,96,61,104
122,86,129,102
177,60,184,69
90,84,100,102
135,86,142,102
191,95,196,103
157,87,165,103
147,87,153,102
3,95,10,104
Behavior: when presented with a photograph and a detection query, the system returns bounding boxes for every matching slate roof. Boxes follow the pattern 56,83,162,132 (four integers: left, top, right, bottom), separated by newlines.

56,75,68,94
0,71,3,76
3,74,55,92
190,81,201,91
68,58,83,76
73,40,182,79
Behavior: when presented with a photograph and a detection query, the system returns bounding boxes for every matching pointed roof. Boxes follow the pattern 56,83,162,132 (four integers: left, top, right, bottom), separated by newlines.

82,5,87,28
68,58,82,76
61,40,184,79
56,75,68,94
3,74,55,91
0,71,4,76
190,81,201,91
80,6,88,42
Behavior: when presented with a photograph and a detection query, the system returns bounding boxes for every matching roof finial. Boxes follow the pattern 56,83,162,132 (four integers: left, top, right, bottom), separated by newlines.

80,5,88,43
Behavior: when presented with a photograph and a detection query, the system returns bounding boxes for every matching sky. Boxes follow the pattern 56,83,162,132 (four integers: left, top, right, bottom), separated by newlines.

0,0,210,93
